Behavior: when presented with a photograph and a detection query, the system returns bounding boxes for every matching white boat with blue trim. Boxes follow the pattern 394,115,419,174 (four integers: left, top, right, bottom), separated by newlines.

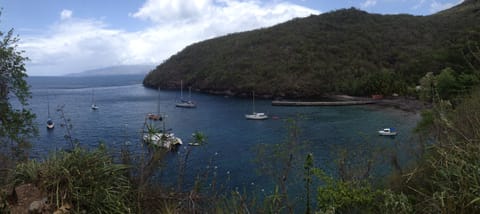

378,128,397,136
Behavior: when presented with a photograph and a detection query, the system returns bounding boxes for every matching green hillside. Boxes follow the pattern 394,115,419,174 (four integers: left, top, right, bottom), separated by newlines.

143,0,480,98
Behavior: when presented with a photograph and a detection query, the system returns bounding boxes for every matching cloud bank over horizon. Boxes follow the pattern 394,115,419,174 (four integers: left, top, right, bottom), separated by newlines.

20,0,319,76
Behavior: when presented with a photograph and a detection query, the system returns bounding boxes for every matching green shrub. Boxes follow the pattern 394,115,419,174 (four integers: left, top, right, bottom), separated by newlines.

315,169,379,213
405,88,480,213
14,146,133,213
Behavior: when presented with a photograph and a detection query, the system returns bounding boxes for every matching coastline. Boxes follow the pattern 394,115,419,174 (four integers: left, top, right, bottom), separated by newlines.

273,94,429,114
374,97,430,113
272,100,376,106
143,83,429,113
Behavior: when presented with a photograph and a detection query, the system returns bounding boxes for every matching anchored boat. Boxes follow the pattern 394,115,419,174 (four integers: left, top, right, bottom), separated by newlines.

378,128,397,136
245,91,268,120
176,80,196,108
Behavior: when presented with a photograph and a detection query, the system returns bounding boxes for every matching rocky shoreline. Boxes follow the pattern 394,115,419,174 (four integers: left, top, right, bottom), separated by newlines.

329,95,429,113
143,84,428,113
374,97,430,113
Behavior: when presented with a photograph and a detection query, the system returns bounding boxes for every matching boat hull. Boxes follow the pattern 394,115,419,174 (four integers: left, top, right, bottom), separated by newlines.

46,119,54,129
378,131,397,136
175,101,196,108
245,113,268,120
378,128,397,136
147,113,162,121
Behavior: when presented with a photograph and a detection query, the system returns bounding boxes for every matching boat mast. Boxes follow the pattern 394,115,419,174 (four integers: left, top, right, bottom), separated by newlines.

188,86,192,101
47,91,51,118
157,87,161,115
92,89,95,105
180,80,184,100
252,91,255,113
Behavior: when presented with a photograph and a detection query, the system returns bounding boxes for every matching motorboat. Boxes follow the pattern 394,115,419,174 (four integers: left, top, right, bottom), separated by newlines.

378,128,397,136
245,112,268,120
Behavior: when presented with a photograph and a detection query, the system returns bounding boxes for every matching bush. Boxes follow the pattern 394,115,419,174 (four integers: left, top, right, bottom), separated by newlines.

14,146,133,213
405,88,480,213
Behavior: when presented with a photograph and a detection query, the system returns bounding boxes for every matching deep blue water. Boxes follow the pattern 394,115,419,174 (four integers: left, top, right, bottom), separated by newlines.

26,75,420,197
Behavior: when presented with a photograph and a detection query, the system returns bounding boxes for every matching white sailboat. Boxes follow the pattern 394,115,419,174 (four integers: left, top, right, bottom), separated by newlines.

245,91,268,120
176,80,196,108
143,113,182,150
46,92,54,129
91,89,99,110
143,131,183,150
148,87,162,120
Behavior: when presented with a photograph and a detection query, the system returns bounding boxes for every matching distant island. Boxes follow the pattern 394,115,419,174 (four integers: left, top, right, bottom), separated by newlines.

143,0,480,99
68,65,154,77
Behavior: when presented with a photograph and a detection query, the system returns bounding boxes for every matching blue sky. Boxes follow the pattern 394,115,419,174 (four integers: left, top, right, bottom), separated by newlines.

0,0,464,76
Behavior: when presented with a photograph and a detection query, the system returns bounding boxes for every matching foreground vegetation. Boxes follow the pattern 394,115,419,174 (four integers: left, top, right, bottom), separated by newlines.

3,87,479,213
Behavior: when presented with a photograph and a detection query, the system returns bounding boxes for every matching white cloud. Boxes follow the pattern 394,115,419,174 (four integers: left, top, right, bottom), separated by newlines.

21,19,127,75
429,0,463,13
60,9,73,20
361,0,377,8
132,0,214,23
21,0,319,76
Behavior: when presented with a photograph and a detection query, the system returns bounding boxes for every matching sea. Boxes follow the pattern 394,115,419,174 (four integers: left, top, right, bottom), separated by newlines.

25,75,420,199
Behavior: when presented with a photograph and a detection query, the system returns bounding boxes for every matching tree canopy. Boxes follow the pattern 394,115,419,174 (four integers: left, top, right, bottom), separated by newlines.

0,25,36,147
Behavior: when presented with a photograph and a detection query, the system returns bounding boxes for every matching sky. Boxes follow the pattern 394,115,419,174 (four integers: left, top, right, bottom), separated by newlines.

0,0,464,76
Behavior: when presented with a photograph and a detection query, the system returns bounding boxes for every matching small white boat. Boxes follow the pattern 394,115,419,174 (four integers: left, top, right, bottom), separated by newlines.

245,91,268,120
143,132,183,150
378,128,397,136
91,104,99,110
46,118,55,129
245,112,268,120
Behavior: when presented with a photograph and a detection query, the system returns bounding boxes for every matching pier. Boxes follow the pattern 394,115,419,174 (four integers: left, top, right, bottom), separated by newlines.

271,100,376,106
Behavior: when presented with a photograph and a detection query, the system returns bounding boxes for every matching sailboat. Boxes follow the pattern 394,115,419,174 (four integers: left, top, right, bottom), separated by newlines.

143,113,182,150
46,92,54,129
175,80,196,108
148,87,162,120
245,91,268,120
91,89,99,110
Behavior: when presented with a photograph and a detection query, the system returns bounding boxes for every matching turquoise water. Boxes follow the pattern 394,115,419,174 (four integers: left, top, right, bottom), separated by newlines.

26,75,420,195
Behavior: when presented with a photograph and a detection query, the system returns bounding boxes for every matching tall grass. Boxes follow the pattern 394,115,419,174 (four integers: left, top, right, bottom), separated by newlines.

405,88,480,213
14,146,133,213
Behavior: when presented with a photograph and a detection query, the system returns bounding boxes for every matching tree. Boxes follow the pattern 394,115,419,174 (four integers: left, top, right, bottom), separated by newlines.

0,24,36,153
435,67,458,100
418,72,435,102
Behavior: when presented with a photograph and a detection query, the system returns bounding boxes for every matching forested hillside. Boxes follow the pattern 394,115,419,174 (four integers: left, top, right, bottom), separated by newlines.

144,0,480,98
